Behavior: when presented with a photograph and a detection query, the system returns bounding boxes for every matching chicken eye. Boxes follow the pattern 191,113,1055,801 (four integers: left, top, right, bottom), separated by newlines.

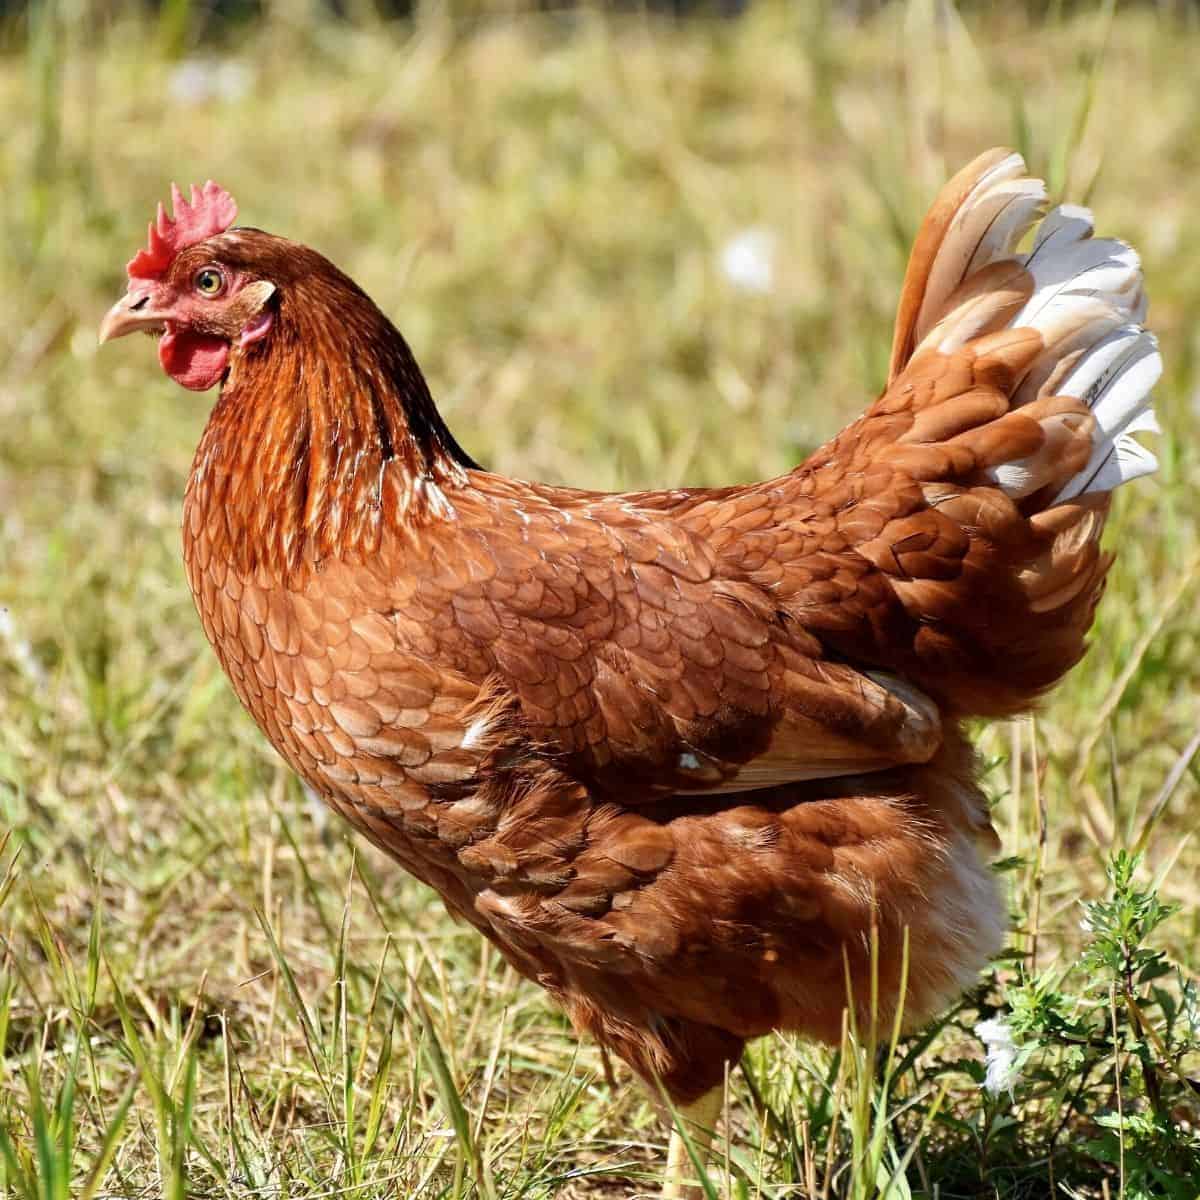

194,267,225,297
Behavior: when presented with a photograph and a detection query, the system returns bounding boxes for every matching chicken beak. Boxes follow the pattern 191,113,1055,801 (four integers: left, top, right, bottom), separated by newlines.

98,290,170,344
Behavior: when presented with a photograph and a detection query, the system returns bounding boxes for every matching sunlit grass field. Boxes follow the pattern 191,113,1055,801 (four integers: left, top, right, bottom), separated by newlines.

2,1,1198,1195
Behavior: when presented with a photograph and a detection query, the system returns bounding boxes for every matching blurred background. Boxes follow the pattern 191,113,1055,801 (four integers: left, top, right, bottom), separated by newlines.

1,1,1198,1196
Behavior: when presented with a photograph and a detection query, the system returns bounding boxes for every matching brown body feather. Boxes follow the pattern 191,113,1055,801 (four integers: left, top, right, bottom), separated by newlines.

171,152,1153,1102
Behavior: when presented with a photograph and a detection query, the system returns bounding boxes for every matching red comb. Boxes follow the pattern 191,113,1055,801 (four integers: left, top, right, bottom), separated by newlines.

126,181,238,282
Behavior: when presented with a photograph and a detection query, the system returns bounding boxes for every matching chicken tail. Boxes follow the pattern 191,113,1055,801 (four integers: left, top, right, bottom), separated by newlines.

804,149,1160,716
889,149,1159,501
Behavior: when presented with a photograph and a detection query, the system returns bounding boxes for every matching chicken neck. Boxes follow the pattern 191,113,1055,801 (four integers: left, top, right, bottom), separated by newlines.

184,257,475,579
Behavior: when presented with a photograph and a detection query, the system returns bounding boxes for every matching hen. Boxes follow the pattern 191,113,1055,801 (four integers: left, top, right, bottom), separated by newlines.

100,152,1159,1195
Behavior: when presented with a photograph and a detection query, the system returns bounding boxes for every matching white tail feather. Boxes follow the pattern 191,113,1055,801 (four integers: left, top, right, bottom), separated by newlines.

942,163,1159,502
1063,434,1159,500
1125,408,1161,435
1051,323,1162,501
1015,206,1145,330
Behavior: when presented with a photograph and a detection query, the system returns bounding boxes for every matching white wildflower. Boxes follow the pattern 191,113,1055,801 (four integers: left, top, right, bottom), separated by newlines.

169,58,252,106
974,1017,1021,1096
719,228,776,295
0,606,46,688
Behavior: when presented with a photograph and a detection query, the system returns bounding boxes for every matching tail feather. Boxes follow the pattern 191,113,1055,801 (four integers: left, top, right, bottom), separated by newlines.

889,149,1047,378
892,153,1159,508
1054,324,1161,500
809,149,1160,716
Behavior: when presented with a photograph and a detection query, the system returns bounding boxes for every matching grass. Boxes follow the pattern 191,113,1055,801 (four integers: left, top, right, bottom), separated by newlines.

2,0,1199,1195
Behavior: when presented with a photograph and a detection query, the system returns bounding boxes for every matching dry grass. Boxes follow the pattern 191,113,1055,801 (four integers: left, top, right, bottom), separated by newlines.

1,1,1198,1195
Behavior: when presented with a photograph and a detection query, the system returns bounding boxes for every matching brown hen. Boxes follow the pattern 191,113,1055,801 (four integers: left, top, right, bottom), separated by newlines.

100,152,1159,1195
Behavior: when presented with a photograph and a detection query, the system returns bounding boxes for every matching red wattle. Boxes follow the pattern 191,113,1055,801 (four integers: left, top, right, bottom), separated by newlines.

158,327,230,391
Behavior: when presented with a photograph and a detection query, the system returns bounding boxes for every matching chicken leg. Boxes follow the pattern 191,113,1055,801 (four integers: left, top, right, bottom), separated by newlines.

661,1086,723,1199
